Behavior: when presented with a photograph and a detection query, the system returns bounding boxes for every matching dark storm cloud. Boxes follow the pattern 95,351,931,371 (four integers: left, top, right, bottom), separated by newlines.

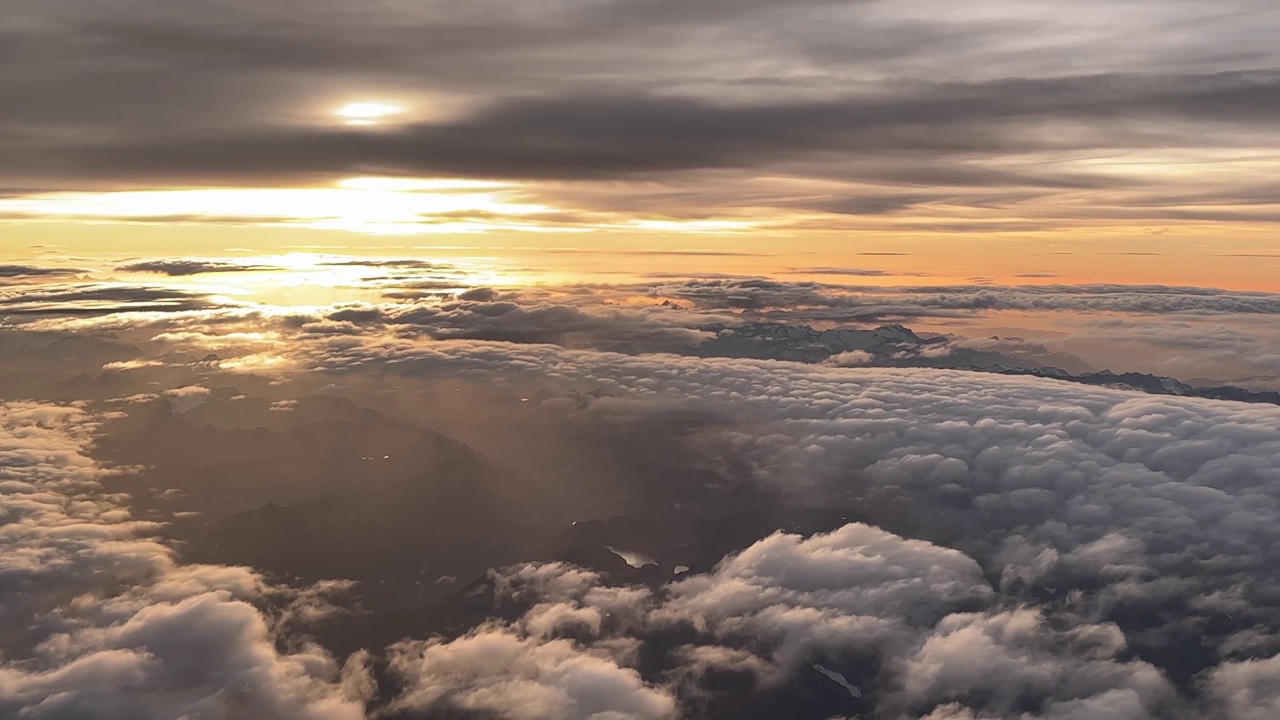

117,259,283,276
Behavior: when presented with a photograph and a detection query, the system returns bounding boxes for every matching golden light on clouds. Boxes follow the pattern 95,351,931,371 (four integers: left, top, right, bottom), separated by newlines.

84,250,506,307
336,178,510,192
0,179,553,235
0,177,771,237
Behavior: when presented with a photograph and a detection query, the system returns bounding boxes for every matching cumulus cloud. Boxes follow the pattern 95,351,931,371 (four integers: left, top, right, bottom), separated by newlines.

0,402,365,719
290,338,1280,705
163,384,213,413
378,560,673,719
448,523,1185,720
387,629,676,720
892,609,1175,718
658,523,992,668
1204,654,1280,720
828,350,875,366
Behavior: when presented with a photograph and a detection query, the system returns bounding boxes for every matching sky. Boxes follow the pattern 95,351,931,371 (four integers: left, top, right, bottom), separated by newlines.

3,3,1280,720
4,0,1280,289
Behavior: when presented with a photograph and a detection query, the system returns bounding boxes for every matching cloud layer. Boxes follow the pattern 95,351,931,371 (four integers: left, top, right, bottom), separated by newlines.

308,340,1280,658
2,267,1279,718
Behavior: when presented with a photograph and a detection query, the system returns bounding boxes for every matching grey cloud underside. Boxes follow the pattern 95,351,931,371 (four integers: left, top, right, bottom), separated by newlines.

0,284,234,316
4,0,1280,215
117,260,284,276
0,264,86,279
11,73,1280,187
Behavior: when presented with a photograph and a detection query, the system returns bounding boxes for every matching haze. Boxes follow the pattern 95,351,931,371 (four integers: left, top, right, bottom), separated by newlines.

2,2,1278,720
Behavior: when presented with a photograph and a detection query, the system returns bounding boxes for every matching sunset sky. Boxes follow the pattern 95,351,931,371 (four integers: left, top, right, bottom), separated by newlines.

6,3,1280,719
5,0,1280,289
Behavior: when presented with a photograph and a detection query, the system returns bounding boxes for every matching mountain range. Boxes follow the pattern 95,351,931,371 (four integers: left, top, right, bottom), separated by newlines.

693,321,1280,406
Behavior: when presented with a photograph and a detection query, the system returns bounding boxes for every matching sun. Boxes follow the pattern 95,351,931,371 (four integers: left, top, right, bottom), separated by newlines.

334,102,407,126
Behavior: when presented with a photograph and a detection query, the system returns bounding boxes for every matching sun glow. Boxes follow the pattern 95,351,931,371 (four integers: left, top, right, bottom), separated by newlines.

334,102,407,126
337,177,510,192
0,177,768,238
0,179,553,235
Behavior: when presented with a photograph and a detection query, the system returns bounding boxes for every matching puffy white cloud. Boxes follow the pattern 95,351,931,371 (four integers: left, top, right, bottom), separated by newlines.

493,562,607,606
380,564,678,720
0,402,365,719
458,524,1186,720
284,337,1280,711
667,644,781,689
386,628,676,720
163,384,213,413
894,609,1174,719
828,350,874,366
658,523,992,668
1204,654,1280,720
1,595,365,720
